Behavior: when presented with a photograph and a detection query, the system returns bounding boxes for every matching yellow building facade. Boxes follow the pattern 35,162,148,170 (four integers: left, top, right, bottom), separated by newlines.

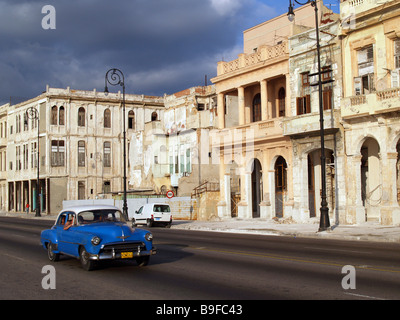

340,0,400,225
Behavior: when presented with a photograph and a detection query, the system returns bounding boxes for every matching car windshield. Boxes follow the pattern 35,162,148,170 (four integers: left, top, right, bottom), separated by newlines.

77,209,126,225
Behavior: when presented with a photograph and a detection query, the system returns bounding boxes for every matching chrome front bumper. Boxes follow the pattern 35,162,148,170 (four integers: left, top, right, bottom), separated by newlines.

89,247,157,260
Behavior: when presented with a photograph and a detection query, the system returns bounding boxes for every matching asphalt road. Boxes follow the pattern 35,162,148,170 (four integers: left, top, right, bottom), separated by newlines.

1,216,400,302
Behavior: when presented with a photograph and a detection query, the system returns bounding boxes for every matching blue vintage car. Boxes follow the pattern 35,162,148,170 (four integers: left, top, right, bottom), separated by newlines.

40,205,156,271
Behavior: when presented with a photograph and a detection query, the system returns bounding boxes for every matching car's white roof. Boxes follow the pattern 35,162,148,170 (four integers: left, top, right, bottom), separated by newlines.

60,204,121,214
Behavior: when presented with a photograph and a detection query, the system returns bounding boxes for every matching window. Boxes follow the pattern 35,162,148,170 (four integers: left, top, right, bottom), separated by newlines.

51,140,65,167
103,181,111,193
104,109,111,128
78,141,85,167
128,110,135,129
186,149,191,173
16,146,21,171
23,144,28,170
78,181,85,200
51,106,58,125
395,39,400,69
23,113,28,131
103,141,111,167
322,67,333,110
297,72,311,115
31,142,37,168
59,106,65,125
180,154,184,173
278,87,285,117
151,112,158,121
392,39,400,88
78,107,85,127
252,93,261,122
354,45,375,95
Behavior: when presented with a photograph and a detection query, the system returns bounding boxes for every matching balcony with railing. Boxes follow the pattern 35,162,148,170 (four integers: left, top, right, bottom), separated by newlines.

342,87,400,119
340,0,384,19
283,109,341,137
212,118,284,150
216,42,288,78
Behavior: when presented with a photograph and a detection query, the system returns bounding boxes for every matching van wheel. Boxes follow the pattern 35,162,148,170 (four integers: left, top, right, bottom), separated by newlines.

132,219,137,227
146,219,153,227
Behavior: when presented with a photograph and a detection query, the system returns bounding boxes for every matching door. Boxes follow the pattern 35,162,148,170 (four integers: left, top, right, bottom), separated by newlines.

308,155,316,218
275,156,287,218
58,212,79,256
251,159,262,218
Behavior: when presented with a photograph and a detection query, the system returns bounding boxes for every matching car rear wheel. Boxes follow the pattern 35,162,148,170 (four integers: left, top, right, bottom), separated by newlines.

47,242,60,262
135,256,150,267
79,246,96,271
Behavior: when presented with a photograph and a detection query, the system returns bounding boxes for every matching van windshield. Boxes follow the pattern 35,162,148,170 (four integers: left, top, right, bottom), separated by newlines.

153,205,170,213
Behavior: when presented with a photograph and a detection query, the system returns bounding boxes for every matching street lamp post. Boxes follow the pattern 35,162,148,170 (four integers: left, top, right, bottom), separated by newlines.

25,107,41,217
288,0,330,231
104,68,128,220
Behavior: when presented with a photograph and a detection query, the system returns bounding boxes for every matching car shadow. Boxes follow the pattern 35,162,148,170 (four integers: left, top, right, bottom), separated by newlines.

52,243,193,271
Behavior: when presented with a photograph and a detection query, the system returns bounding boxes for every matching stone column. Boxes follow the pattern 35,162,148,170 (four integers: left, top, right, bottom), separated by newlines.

238,86,245,125
217,93,225,129
260,80,268,121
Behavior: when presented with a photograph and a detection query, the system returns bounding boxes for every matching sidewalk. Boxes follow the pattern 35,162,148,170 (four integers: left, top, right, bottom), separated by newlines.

171,218,400,243
2,211,400,243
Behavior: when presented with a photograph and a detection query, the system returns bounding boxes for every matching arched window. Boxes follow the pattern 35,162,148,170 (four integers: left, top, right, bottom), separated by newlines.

278,87,285,117
151,111,158,121
104,108,111,128
78,107,85,127
128,110,135,129
51,106,58,125
59,106,65,125
252,93,261,122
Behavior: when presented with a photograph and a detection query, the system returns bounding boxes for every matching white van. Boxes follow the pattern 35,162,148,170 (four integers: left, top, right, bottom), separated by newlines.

132,203,172,228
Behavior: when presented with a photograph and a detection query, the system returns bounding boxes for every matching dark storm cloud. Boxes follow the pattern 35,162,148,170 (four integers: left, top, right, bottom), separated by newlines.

0,0,280,103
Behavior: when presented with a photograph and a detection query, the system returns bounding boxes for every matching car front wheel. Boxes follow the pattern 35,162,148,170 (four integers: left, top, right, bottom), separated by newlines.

79,246,96,271
47,242,60,262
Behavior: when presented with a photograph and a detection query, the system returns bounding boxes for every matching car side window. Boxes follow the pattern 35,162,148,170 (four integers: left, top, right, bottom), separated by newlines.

137,207,143,214
57,213,67,226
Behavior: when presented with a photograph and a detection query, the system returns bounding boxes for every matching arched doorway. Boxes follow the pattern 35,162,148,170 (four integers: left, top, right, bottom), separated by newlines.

275,156,287,218
360,138,381,221
307,149,335,219
251,159,262,218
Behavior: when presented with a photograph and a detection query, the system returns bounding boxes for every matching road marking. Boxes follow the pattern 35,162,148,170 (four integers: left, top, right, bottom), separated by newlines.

304,246,372,254
1,253,26,262
191,247,400,274
343,292,386,300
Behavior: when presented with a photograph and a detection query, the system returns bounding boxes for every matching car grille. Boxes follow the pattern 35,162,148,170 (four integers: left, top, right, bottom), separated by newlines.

101,242,146,253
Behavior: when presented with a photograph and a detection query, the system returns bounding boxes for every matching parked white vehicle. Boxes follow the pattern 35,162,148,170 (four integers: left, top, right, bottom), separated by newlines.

132,203,172,228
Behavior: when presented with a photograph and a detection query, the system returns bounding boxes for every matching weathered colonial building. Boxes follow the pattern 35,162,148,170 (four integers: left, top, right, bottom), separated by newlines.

3,86,164,214
283,8,345,224
340,0,400,225
211,2,321,220
129,85,220,198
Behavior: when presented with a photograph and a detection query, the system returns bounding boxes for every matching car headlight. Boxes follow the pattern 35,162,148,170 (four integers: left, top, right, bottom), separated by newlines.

91,236,101,246
145,233,153,241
